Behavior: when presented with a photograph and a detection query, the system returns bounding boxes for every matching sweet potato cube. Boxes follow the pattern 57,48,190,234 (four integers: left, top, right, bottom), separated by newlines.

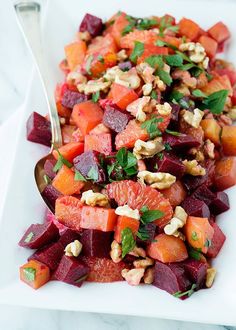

20,260,50,290
55,196,83,231
52,165,84,195
64,41,87,71
114,216,140,243
80,206,118,231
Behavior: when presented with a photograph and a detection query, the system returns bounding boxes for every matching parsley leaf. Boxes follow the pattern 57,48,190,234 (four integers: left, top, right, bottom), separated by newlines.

192,89,207,98
179,63,196,71
24,232,34,243
74,170,87,182
173,284,197,299
130,41,144,63
204,239,212,248
156,68,173,86
141,117,163,139
155,39,178,51
191,231,198,241
140,206,164,224
43,174,51,185
92,91,100,103
165,54,183,67
165,129,182,136
136,18,157,30
164,142,172,151
145,55,164,69
53,148,73,172
169,90,184,102
137,225,150,241
150,90,158,100
159,16,178,36
188,247,201,260
85,55,94,75
23,267,36,282
201,89,228,114
121,227,136,258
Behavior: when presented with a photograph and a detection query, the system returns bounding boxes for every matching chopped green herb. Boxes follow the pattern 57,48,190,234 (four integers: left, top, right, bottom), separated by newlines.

74,274,88,283
140,206,164,225
43,174,51,185
190,66,203,77
154,163,158,170
145,55,164,69
206,72,213,81
122,23,135,36
179,98,190,109
173,283,197,299
130,41,144,63
121,227,136,258
74,170,87,182
157,152,164,160
204,239,212,248
137,225,150,241
191,231,198,241
176,50,192,63
87,166,99,181
201,89,228,114
164,143,172,151
169,90,184,102
97,55,104,63
24,232,34,243
141,117,163,139
192,89,207,98
165,54,183,67
179,63,196,71
188,247,201,260
165,129,182,136
23,267,36,282
92,91,100,103
136,18,157,30
150,90,158,100
85,55,94,75
159,16,178,36
53,147,73,172
156,69,173,86
155,39,178,51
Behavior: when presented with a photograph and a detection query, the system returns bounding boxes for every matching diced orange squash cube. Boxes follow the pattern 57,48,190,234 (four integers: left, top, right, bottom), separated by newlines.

185,216,214,254
111,12,130,46
161,180,187,207
64,41,87,71
198,35,218,58
201,74,232,96
84,133,112,155
87,33,117,55
115,119,148,149
20,260,50,289
214,157,236,191
200,119,221,146
221,126,236,156
80,206,118,232
137,44,168,64
179,18,200,40
208,22,230,43
71,101,104,135
114,215,140,243
55,196,83,231
52,142,84,162
52,165,84,195
108,83,138,110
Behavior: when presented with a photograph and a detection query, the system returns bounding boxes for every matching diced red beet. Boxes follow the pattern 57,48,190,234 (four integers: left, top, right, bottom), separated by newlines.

149,153,185,178
118,61,133,71
26,111,52,147
182,259,207,289
28,241,64,271
73,150,106,183
19,221,59,249
163,133,200,150
183,160,215,192
53,255,89,287
45,209,67,233
191,185,216,206
41,185,63,213
169,103,180,129
44,159,57,179
209,191,230,215
206,222,226,258
61,89,89,109
103,106,130,133
79,13,103,37
136,223,157,246
181,197,210,218
80,229,112,258
153,261,191,298
58,229,81,247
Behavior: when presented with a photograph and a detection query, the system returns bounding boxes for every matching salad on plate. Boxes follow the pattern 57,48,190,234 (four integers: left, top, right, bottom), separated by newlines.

19,11,236,299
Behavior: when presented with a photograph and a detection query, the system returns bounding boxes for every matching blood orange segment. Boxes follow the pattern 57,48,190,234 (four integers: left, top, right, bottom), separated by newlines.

120,30,158,49
107,180,173,228
80,256,126,282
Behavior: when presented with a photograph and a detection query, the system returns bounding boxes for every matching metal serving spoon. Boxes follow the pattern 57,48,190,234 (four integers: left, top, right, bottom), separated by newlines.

14,1,62,212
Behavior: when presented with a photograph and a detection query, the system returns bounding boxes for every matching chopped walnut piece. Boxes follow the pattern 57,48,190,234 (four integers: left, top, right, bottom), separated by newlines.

164,206,187,237
206,268,217,288
137,171,176,190
154,76,166,91
127,96,151,122
143,267,154,284
183,108,204,128
104,66,140,89
67,71,87,85
227,108,236,121
117,49,128,61
156,102,172,116
204,139,215,159
78,31,91,42
115,205,140,220
142,83,153,96
136,62,155,83
133,257,154,269
110,240,122,263
129,246,146,258
81,190,109,207
172,69,197,89
121,268,145,286
179,42,209,69
65,240,82,257
183,159,206,176
77,78,111,95
133,138,164,160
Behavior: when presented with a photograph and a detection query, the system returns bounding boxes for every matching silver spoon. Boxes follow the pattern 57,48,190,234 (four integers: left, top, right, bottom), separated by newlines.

14,1,62,212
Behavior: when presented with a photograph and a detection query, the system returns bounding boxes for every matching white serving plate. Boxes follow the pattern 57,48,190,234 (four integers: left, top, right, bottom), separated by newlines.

1,0,236,325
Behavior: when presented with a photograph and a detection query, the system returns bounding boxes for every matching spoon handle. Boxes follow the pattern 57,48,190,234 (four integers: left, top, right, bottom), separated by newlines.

14,1,62,149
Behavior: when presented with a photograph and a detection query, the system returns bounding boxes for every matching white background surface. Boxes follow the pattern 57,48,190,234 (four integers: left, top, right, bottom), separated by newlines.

0,0,236,329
